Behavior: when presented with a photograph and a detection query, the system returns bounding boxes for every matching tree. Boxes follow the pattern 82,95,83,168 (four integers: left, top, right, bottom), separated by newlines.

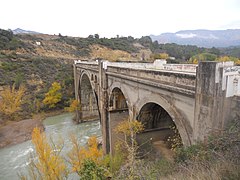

19,127,68,179
115,118,144,179
217,56,240,65
43,82,62,108
0,84,25,119
21,129,109,179
67,135,109,179
88,35,94,39
64,99,81,112
152,53,169,60
189,53,217,63
32,127,67,179
94,34,99,39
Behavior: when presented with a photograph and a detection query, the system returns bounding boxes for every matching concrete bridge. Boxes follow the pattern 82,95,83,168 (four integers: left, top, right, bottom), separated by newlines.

73,60,240,154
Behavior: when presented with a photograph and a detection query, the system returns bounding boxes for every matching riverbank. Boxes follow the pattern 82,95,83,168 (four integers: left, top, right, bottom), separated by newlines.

0,109,65,149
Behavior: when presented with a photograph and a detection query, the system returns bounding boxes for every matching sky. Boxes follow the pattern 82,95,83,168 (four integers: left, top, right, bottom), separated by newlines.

1,0,240,38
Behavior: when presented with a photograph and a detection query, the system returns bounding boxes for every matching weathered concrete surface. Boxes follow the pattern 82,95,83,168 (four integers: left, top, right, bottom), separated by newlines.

194,61,240,141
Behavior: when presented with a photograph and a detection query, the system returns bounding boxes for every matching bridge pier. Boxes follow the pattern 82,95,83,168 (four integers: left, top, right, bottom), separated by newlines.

194,61,240,142
73,64,82,123
99,61,110,154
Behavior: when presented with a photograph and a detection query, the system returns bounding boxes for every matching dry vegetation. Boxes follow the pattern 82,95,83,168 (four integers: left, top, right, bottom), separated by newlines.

22,117,240,179
90,45,132,61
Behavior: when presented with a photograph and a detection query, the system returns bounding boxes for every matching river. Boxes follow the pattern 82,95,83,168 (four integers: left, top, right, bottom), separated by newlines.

0,113,102,180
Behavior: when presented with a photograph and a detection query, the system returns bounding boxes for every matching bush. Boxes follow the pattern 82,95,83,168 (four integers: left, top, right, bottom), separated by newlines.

174,144,210,163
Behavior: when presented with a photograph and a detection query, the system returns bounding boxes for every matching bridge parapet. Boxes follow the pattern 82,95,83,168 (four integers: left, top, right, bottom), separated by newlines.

105,59,197,73
74,59,197,73
75,60,99,72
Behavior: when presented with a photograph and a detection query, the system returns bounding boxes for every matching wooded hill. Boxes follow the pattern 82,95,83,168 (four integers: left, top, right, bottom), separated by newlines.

1,28,240,62
0,28,239,122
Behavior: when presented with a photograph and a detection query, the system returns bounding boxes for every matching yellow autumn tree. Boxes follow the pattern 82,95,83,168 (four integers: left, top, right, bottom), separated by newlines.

21,129,109,179
115,118,144,179
0,84,25,119
43,82,62,108
68,134,110,179
217,56,230,62
152,53,169,60
217,56,240,65
26,127,68,180
65,99,81,112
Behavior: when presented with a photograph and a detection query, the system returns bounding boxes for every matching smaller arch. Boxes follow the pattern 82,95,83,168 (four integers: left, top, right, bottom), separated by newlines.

108,82,131,110
109,87,128,111
91,74,94,81
79,71,96,92
78,72,100,122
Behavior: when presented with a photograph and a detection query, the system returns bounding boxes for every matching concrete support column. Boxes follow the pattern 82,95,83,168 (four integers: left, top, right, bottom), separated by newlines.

194,61,227,142
73,64,82,123
99,60,110,154
73,64,77,100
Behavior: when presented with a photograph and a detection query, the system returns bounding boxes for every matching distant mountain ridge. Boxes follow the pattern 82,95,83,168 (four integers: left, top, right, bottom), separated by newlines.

12,28,40,35
150,29,240,48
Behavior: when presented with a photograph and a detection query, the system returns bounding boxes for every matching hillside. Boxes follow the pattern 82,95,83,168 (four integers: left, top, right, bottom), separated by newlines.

0,28,240,122
0,32,154,61
151,29,240,48
1,28,240,62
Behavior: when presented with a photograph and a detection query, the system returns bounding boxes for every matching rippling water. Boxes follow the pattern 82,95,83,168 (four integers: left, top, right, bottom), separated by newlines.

0,113,101,180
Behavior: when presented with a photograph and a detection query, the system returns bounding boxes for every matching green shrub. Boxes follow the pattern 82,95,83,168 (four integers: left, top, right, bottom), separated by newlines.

78,159,109,180
174,144,210,163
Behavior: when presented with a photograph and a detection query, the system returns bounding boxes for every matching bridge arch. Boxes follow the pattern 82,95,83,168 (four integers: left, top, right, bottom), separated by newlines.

108,82,131,108
135,95,192,146
79,70,96,92
78,71,100,122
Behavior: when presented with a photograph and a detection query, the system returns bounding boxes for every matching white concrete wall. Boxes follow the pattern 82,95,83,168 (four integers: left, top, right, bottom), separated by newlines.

222,65,240,97
75,60,197,73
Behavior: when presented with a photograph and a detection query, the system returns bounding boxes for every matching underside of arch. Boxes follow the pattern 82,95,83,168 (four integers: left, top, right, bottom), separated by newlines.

79,73,99,122
136,102,183,158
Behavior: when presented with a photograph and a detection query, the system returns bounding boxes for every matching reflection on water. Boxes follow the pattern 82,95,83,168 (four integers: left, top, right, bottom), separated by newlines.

0,113,101,180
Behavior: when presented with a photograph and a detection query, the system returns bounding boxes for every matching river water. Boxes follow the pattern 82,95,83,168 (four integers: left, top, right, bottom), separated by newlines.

0,113,102,180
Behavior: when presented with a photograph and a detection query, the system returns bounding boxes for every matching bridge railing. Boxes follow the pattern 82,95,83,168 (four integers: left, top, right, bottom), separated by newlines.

75,60,99,72
74,60,197,73
106,60,197,73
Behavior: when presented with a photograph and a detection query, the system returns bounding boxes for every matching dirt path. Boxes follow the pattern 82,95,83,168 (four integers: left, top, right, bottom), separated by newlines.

152,140,174,161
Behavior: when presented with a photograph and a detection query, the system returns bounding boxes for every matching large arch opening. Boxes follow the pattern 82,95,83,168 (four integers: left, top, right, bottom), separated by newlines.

79,73,99,122
109,87,129,154
137,102,182,159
